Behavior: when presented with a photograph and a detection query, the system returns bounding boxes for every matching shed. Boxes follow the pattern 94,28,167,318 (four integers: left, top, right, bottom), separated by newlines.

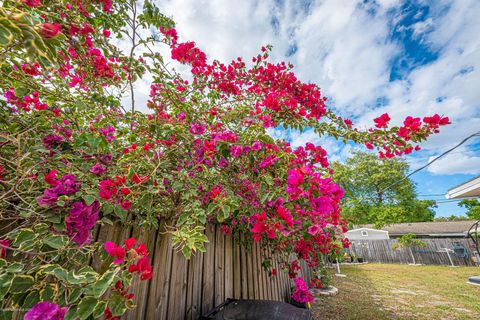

345,227,389,240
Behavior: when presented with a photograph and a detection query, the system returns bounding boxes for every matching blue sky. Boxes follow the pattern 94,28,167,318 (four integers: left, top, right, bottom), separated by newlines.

148,0,480,217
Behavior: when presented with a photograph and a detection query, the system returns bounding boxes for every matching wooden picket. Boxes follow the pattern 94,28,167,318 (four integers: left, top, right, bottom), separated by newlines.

347,238,476,266
89,224,310,320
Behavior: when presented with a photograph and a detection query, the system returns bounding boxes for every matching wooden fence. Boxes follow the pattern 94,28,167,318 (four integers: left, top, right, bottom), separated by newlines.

347,238,476,266
91,223,312,320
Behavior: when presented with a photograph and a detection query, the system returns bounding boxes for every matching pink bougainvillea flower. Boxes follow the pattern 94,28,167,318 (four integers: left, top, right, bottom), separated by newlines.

128,256,153,280
221,224,232,235
44,170,59,186
65,200,100,245
90,163,107,175
373,113,391,128
177,112,186,121
40,24,62,39
131,173,148,184
23,0,41,7
251,141,261,151
103,29,111,38
124,237,136,250
37,174,80,207
135,243,147,256
24,301,68,320
104,241,126,264
292,277,313,303
277,206,294,226
307,224,321,236
37,188,59,207
287,169,304,187
42,134,63,149
99,179,117,200
189,122,206,135
229,145,243,157
0,239,10,258
121,200,132,211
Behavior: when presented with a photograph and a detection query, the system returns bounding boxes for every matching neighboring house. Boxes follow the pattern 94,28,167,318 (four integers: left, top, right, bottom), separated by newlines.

446,175,480,199
445,176,480,283
360,220,477,239
345,227,389,240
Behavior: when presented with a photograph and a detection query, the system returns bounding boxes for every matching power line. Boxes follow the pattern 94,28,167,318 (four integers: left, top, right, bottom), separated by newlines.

378,131,480,195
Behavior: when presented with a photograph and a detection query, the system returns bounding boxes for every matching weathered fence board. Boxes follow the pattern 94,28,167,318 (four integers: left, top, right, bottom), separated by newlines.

91,223,312,320
348,238,476,266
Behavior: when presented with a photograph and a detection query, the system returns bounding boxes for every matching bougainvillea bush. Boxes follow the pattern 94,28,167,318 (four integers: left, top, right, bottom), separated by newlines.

0,0,449,317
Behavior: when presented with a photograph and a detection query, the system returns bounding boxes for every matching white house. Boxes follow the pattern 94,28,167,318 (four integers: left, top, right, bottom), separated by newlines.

445,175,480,285
446,175,480,199
345,227,389,240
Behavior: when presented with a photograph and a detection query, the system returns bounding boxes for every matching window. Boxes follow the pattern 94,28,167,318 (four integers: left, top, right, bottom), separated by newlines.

361,230,368,237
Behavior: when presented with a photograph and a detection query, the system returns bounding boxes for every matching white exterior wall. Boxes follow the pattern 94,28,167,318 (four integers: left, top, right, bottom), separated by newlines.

345,228,389,240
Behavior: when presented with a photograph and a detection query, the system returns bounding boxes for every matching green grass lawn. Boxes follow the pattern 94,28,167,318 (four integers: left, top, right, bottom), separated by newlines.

311,264,480,320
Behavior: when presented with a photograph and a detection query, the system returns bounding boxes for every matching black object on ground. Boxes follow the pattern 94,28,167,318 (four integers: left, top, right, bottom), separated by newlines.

199,299,314,320
468,276,480,285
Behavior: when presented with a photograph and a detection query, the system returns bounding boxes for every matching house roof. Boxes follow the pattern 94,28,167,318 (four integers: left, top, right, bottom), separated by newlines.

346,227,388,234
446,175,480,199
361,220,477,237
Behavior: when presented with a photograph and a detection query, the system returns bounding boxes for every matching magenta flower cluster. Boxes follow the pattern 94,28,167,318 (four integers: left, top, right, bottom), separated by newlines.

292,277,313,303
24,301,68,320
37,173,80,207
65,200,100,245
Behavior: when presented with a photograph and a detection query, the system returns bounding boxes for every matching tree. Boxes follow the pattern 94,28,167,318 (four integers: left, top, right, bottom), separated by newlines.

0,0,449,317
458,199,480,220
392,233,426,265
434,215,471,222
332,151,436,226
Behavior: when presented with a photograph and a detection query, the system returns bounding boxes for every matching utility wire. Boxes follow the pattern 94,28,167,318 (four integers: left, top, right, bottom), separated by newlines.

377,131,480,195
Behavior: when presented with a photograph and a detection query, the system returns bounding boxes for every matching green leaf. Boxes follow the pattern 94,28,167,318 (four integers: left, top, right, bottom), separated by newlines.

77,266,99,283
221,204,231,220
260,192,270,203
10,275,34,293
34,223,49,234
177,212,190,226
0,273,13,300
77,296,98,320
5,262,23,273
50,267,69,282
114,205,127,222
13,229,36,247
83,195,96,206
182,246,192,259
64,307,78,320
22,290,40,309
66,271,89,285
102,202,114,215
13,85,30,98
92,301,107,318
108,294,127,316
0,25,13,46
43,234,68,249
40,284,55,301
89,269,117,298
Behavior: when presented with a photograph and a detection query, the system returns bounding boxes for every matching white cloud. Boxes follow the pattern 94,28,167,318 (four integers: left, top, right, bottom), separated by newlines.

427,149,480,175
144,0,480,175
